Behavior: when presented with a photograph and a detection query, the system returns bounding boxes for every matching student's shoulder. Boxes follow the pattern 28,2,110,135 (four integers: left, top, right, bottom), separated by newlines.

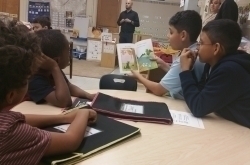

30,73,49,80
0,111,25,133
214,61,244,75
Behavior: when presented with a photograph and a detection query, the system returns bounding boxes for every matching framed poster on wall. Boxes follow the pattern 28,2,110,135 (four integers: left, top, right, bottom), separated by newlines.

28,1,50,22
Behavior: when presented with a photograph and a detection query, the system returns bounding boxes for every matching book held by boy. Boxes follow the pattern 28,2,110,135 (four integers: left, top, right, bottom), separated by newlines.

116,39,158,74
42,114,140,165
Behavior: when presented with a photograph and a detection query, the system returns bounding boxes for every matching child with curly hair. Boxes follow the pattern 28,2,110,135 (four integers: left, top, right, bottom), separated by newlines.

0,21,97,165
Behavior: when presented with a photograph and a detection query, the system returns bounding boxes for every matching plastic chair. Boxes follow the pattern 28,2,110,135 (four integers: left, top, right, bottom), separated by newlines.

99,74,137,91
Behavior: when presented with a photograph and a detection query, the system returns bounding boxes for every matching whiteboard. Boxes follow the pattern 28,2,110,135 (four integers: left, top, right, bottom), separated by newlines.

73,16,89,38
133,0,181,42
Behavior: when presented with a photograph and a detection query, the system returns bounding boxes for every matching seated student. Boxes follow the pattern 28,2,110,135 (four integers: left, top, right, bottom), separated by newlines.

28,30,96,108
179,19,250,128
32,16,52,31
0,22,97,165
131,10,204,99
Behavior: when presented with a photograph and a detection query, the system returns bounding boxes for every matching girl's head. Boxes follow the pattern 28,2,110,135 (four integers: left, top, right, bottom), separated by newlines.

32,16,52,32
0,21,41,109
209,0,221,14
35,29,70,69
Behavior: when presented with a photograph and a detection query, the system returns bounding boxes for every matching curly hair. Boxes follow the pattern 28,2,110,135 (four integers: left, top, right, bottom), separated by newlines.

35,29,68,58
0,20,41,104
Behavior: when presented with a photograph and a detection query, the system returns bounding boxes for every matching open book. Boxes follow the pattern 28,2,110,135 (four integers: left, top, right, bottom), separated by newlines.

117,39,158,74
42,114,140,165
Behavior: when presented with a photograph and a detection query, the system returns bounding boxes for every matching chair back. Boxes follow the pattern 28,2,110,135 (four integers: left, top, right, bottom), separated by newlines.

99,74,137,91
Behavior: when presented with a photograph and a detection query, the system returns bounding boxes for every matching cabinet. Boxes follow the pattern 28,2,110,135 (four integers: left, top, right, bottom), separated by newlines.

0,0,20,19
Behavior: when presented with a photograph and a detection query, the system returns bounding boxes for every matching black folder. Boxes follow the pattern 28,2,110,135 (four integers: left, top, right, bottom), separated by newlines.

42,114,140,165
91,92,173,124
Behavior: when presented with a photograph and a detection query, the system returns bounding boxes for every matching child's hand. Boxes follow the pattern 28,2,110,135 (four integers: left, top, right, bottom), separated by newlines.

36,54,58,71
130,70,141,78
88,109,97,124
180,48,197,71
150,56,170,72
87,93,96,101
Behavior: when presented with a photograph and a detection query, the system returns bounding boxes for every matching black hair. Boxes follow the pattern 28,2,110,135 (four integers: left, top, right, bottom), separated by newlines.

32,16,52,29
0,20,41,104
202,19,242,54
35,29,69,58
169,10,202,42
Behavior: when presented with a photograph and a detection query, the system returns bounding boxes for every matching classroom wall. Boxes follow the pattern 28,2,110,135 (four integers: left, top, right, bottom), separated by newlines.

19,0,98,25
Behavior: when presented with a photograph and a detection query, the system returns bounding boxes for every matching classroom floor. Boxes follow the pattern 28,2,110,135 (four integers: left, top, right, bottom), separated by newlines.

65,68,146,92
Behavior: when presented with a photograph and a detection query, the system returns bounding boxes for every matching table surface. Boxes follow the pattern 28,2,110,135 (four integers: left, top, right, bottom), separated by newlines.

12,90,250,165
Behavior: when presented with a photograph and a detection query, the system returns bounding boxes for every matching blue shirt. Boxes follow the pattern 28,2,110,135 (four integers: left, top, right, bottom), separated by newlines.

159,43,204,100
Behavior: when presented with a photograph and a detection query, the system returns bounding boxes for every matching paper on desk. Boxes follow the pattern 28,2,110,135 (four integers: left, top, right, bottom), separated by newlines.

170,110,204,129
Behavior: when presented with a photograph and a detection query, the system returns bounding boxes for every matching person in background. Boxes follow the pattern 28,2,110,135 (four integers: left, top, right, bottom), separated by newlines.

28,30,96,108
117,0,140,43
179,19,250,128
0,21,97,165
214,0,238,22
202,0,221,27
130,10,204,100
32,16,52,31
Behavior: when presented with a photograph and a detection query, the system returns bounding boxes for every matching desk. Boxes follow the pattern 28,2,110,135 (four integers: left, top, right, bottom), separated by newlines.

12,90,250,165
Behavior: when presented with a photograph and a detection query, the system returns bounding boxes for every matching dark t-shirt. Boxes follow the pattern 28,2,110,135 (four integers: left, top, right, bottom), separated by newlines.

28,70,69,104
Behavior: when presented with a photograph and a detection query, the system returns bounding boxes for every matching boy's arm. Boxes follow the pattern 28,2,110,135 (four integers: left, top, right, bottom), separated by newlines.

180,65,241,117
25,109,97,156
131,71,167,96
45,110,97,156
44,66,72,107
68,82,96,100
35,54,72,107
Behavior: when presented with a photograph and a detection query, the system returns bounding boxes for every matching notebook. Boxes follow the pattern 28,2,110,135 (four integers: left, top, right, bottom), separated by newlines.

42,114,140,165
90,92,173,124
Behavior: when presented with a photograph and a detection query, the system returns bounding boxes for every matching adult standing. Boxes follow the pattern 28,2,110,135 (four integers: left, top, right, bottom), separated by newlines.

117,0,140,43
214,0,238,22
202,0,221,27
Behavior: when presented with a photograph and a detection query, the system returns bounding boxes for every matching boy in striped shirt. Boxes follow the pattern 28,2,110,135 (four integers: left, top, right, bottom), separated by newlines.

0,21,97,165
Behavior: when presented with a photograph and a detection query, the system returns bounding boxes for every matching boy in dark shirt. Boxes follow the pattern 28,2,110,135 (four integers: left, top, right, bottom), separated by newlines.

179,19,250,128
28,30,95,108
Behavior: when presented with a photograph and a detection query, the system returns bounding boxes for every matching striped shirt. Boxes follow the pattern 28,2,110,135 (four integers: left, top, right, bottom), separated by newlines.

0,111,51,165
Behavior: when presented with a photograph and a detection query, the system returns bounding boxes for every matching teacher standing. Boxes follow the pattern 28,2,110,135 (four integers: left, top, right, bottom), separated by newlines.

117,0,140,43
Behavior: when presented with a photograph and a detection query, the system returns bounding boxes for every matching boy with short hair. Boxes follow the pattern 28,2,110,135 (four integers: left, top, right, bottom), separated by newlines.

131,10,204,99
32,16,52,31
179,19,250,128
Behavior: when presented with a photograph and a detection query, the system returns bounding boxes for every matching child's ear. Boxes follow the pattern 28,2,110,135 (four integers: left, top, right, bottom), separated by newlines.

180,30,187,42
213,43,224,56
6,91,15,104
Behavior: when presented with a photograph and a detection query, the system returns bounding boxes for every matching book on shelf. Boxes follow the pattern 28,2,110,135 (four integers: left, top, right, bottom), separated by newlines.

116,39,158,74
42,114,140,165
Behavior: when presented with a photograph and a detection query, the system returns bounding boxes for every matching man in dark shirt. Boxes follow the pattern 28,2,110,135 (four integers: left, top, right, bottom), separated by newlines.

117,0,140,43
